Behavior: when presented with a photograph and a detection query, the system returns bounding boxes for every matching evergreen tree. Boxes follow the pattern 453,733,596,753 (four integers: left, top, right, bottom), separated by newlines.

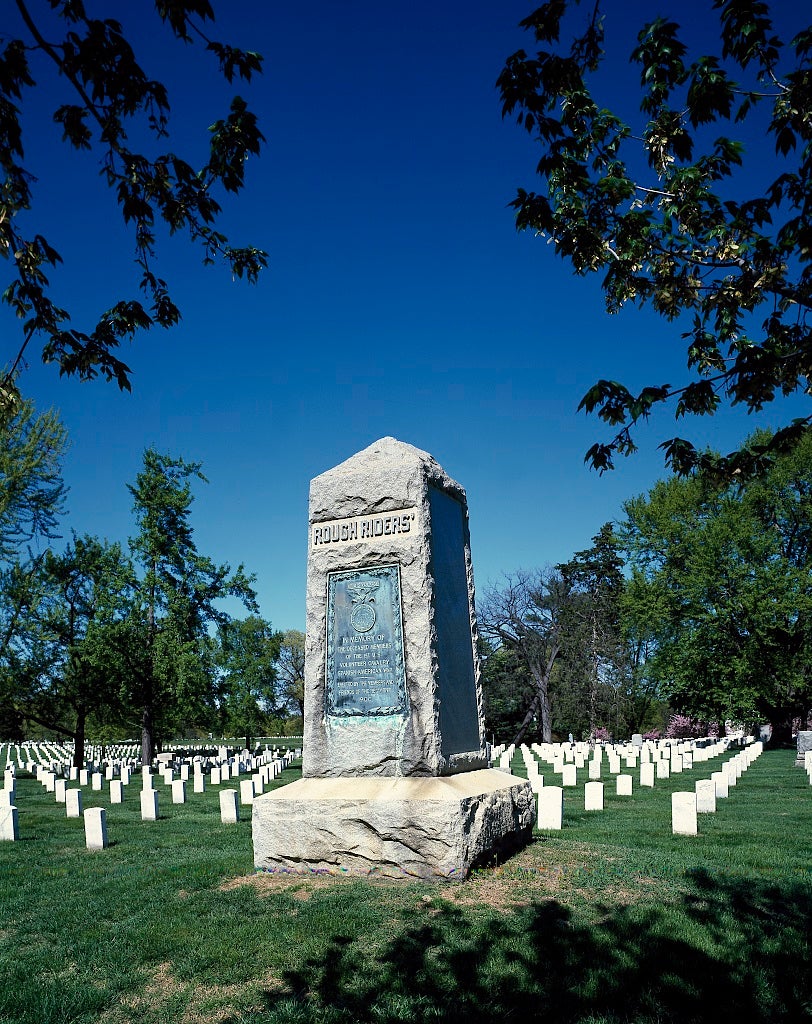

127,448,257,763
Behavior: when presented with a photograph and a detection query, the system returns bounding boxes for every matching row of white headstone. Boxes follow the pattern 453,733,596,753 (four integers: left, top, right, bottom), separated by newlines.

493,736,757,830
0,749,297,845
671,741,764,834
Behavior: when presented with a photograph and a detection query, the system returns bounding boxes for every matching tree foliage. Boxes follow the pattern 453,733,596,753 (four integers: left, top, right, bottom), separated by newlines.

621,428,812,731
557,523,625,735
127,447,257,761
215,614,281,748
277,629,305,719
499,0,812,477
0,396,68,740
479,567,573,743
0,397,67,560
480,534,663,744
1,1,266,405
27,535,134,765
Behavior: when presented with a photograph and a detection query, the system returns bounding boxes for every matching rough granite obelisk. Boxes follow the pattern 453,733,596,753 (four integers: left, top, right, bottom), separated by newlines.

252,437,533,880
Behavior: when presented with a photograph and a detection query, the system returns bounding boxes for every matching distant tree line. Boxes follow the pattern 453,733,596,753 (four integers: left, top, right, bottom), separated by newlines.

479,429,812,745
0,400,303,765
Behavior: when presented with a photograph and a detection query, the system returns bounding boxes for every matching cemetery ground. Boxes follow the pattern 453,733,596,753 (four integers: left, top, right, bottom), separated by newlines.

0,750,810,1024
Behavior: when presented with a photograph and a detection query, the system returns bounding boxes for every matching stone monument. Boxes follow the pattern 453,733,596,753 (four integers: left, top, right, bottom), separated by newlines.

252,437,533,880
796,730,812,766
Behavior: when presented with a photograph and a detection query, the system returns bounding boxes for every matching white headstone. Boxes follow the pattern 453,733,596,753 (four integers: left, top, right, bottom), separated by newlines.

110,780,124,804
65,788,83,818
140,789,159,821
695,778,716,813
240,779,255,805
588,759,602,781
711,771,729,798
0,804,19,841
616,774,633,796
584,781,604,810
671,792,698,835
193,773,205,794
640,763,655,788
537,786,563,830
220,788,240,824
561,764,577,787
85,807,108,849
91,772,103,791
171,780,186,804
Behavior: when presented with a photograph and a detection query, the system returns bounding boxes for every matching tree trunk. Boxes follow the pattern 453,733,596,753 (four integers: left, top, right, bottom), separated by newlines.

512,691,541,747
141,704,155,766
589,617,598,736
511,670,554,746
73,709,86,768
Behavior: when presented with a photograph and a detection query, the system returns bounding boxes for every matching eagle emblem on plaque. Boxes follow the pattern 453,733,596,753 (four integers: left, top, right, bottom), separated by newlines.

346,579,380,633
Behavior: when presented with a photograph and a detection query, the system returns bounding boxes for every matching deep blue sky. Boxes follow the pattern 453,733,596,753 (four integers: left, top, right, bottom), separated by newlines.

6,0,808,630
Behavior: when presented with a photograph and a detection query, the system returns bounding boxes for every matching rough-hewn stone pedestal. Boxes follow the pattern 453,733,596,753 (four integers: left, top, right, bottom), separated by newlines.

253,769,533,880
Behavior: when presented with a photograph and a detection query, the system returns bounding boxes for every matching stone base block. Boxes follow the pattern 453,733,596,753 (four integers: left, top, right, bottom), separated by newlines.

252,769,533,881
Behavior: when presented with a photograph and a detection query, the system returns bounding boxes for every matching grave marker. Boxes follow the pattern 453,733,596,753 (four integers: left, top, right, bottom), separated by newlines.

584,781,604,810
616,774,633,796
0,803,19,841
696,778,717,813
537,786,563,830
85,807,108,850
66,789,83,818
220,789,240,823
672,792,698,835
140,789,159,821
711,771,729,798
252,438,533,879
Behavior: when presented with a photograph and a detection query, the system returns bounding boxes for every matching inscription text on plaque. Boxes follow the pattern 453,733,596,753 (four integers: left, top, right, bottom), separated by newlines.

326,565,407,717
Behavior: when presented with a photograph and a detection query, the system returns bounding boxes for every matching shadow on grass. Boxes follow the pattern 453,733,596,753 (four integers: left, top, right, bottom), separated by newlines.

255,872,812,1024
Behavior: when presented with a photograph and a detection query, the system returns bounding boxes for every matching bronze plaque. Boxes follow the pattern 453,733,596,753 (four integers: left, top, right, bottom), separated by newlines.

325,564,407,716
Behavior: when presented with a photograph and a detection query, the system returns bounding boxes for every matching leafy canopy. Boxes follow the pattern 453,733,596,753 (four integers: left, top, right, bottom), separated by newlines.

498,0,812,477
1,0,266,406
0,398,67,560
620,428,812,724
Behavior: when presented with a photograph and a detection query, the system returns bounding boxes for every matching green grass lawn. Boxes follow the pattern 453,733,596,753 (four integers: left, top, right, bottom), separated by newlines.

0,750,810,1024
